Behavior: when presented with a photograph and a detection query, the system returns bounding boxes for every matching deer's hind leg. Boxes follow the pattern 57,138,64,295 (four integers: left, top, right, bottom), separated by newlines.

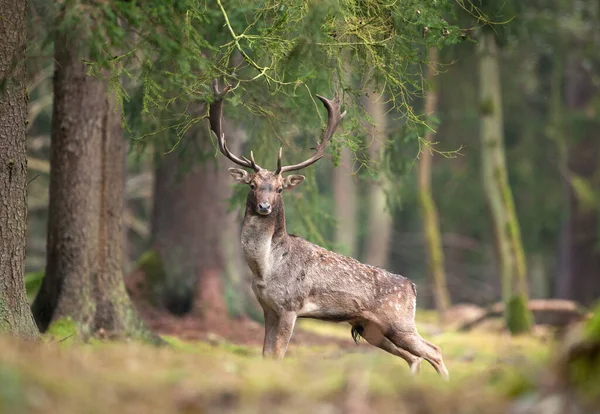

354,322,422,375
384,326,449,380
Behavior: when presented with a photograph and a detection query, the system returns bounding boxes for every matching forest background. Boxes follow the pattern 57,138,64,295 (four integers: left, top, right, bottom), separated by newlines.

1,0,600,412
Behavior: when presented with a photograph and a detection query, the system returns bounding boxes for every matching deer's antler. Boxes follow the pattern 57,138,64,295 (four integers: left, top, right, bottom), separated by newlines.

276,93,346,174
209,79,261,171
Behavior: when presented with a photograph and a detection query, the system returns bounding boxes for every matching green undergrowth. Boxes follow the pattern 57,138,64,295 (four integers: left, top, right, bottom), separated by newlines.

0,318,557,414
506,295,534,334
135,250,167,305
566,301,600,404
46,317,78,343
24,271,44,303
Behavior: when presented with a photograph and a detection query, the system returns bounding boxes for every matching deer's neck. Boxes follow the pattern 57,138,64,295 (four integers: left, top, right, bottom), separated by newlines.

241,197,287,278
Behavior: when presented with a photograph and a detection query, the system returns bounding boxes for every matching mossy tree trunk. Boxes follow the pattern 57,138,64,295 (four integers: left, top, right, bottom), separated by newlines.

478,32,532,334
418,48,451,319
0,0,39,338
31,11,153,340
333,147,358,257
362,90,392,269
150,119,252,324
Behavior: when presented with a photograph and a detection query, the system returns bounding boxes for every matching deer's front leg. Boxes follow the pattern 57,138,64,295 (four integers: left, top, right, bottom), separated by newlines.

262,309,278,358
272,312,297,359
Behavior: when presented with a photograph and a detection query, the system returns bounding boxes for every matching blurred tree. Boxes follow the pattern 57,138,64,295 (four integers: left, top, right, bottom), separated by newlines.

110,0,477,320
419,47,451,318
333,147,358,257
0,0,39,337
31,6,153,340
478,31,532,334
363,90,392,268
148,118,254,321
558,38,600,306
19,0,488,332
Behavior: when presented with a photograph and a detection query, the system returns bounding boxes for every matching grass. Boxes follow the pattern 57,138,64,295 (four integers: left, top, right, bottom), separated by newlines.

0,318,553,414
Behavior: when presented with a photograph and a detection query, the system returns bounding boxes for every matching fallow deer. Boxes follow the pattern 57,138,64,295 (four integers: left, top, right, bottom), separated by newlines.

209,80,449,379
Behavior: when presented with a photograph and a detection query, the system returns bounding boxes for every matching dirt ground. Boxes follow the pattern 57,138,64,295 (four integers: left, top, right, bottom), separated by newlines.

134,299,365,350
126,266,367,349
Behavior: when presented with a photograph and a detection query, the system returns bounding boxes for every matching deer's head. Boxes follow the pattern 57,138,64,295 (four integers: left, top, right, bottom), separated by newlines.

228,169,304,216
209,80,346,217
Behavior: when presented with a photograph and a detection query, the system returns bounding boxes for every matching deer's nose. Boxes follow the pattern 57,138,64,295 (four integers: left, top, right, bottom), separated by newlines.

258,202,271,211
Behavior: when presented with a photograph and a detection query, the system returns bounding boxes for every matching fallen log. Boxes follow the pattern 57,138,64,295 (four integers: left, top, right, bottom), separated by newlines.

457,299,589,331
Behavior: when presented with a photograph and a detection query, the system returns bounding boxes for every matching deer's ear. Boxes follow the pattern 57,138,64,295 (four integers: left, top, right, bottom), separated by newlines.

284,175,305,190
228,168,251,184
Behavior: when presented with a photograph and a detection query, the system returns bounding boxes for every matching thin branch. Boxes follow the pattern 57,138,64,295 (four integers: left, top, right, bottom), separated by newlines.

27,174,40,186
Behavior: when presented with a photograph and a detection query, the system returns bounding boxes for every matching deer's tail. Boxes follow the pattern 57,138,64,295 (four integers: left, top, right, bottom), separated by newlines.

350,324,364,344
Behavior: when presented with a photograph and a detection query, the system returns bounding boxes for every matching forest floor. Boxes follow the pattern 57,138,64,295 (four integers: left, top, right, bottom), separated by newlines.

0,309,566,414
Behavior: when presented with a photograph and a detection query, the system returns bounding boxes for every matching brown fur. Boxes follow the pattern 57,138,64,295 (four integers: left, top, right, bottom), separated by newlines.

230,168,449,379
210,85,447,378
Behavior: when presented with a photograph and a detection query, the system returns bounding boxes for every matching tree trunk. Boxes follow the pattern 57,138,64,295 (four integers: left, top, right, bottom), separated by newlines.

529,254,548,299
333,147,358,256
478,32,532,334
418,48,451,318
150,121,251,325
557,48,600,306
548,33,571,301
362,91,392,268
0,0,39,337
31,16,153,340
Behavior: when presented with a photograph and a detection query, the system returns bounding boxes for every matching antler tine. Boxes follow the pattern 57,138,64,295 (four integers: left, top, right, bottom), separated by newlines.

250,151,260,170
275,147,283,174
209,79,261,171
278,93,346,174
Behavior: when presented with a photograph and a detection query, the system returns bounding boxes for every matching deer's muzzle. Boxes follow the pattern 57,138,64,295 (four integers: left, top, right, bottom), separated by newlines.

257,202,272,215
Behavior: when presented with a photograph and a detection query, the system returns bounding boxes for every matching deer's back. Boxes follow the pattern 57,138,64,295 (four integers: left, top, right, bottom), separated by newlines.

288,236,406,283
282,236,417,320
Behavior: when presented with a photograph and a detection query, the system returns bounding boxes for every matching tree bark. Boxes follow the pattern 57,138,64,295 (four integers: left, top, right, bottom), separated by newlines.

332,147,358,256
362,91,392,268
31,14,152,340
0,0,39,337
150,120,251,324
151,137,227,322
418,48,451,318
478,32,532,334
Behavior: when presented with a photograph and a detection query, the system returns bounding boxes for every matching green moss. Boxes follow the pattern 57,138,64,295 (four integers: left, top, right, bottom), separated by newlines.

418,190,451,313
480,97,495,116
0,318,555,414
136,250,166,287
46,317,78,343
569,355,600,401
561,303,600,403
506,295,533,335
159,335,188,349
584,302,600,340
103,286,165,346
570,175,599,213
134,250,168,305
220,342,256,357
498,173,528,297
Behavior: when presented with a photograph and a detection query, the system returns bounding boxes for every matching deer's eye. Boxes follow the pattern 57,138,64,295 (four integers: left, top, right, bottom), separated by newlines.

250,184,256,190
277,187,283,193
